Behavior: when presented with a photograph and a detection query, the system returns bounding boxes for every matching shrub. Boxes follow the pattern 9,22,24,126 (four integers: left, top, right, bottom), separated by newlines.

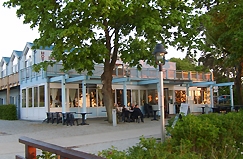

98,137,202,159
0,104,17,120
99,112,243,159
37,151,56,159
167,112,243,158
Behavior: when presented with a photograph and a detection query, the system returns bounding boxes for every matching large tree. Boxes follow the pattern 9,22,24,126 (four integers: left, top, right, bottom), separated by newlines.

4,0,200,123
193,0,243,104
170,57,207,72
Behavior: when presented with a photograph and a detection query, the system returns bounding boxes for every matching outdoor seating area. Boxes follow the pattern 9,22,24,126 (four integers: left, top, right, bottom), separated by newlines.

233,105,243,112
43,112,92,126
115,104,145,123
198,105,243,114
212,105,232,114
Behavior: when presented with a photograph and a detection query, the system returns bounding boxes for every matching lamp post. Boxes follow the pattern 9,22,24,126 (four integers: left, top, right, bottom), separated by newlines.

153,43,167,142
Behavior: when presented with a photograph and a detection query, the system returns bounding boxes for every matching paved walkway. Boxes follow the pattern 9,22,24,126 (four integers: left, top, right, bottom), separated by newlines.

0,117,168,159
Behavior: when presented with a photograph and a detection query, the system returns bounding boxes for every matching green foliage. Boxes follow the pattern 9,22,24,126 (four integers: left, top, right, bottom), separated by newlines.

167,113,243,158
3,0,200,72
98,137,202,159
169,57,209,72
37,151,56,159
192,1,243,104
2,0,202,122
0,104,17,120
100,112,243,158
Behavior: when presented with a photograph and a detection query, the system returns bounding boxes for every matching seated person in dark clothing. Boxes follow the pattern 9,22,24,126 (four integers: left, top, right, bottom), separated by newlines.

121,105,130,122
133,104,144,122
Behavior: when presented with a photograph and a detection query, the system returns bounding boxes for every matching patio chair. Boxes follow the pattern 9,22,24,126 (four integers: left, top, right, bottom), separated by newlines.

42,112,52,123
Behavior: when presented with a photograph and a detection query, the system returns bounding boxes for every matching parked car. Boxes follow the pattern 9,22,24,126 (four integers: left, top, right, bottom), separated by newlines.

218,95,231,104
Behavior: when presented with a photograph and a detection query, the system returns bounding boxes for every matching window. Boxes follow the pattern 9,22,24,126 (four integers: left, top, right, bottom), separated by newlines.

39,85,45,107
116,89,123,106
28,88,32,107
50,88,62,107
87,88,97,107
116,89,131,106
140,90,146,106
22,89,26,107
2,63,6,77
10,96,14,104
193,87,208,104
148,89,158,105
97,88,104,107
132,90,138,105
13,57,18,73
34,87,38,107
69,89,78,107
175,90,186,103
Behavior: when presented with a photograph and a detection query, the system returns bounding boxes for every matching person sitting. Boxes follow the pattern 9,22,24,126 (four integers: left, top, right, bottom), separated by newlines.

114,103,122,122
130,103,135,110
133,104,144,123
121,105,130,122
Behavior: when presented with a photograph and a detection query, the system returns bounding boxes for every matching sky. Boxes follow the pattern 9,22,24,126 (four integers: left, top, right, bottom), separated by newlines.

0,5,188,59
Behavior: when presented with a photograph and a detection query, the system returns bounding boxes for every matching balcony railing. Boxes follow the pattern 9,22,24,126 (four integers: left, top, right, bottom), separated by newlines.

0,73,19,90
0,64,213,88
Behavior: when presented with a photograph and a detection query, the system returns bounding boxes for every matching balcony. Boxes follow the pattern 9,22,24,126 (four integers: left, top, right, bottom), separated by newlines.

0,73,19,90
18,64,213,83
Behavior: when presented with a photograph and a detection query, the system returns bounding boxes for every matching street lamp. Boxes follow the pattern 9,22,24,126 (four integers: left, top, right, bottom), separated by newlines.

153,43,167,142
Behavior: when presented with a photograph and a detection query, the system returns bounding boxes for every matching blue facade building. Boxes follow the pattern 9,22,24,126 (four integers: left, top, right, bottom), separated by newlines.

0,42,234,121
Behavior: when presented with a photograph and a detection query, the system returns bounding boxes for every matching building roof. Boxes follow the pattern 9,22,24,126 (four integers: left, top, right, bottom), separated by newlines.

13,50,23,58
2,57,10,64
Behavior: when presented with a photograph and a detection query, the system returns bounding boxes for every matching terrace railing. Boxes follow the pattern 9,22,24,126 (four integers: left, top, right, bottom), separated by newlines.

2,63,213,86
0,73,19,90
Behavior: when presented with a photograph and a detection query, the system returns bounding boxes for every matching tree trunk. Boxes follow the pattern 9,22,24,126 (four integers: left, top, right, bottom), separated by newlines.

235,63,243,105
101,66,114,123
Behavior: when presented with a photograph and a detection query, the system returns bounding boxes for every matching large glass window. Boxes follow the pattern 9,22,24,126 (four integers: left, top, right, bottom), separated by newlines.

69,89,78,107
22,89,26,108
175,90,186,103
148,89,158,105
34,87,38,107
39,85,45,107
115,89,131,106
50,88,61,107
140,90,146,106
88,88,97,107
127,90,131,106
132,90,138,105
193,87,208,104
28,88,32,107
116,89,123,106
97,88,104,107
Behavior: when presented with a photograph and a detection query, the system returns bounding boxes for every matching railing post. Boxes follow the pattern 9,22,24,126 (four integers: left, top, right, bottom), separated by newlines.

174,70,176,79
25,145,36,159
188,71,191,80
